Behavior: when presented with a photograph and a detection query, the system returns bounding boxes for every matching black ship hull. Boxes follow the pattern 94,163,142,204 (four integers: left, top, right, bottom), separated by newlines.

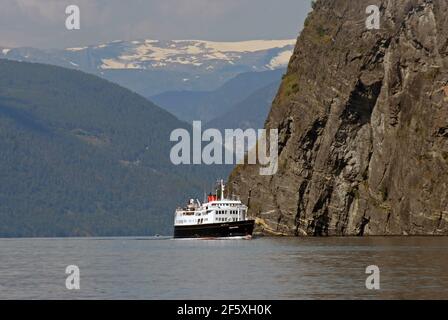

174,220,255,239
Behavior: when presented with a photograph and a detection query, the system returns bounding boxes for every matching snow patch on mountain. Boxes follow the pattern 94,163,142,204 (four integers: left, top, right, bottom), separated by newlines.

101,59,140,69
266,50,293,69
69,39,297,70
66,47,87,51
173,39,296,52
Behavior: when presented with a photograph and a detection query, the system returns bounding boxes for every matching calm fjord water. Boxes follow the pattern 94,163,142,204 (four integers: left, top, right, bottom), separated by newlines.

1,236,447,299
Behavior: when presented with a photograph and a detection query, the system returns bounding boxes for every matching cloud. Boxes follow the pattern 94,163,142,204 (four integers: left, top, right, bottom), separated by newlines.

14,0,63,21
156,0,241,18
0,0,311,48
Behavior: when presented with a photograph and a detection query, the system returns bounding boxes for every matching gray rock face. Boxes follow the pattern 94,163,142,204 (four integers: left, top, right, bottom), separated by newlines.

228,0,448,236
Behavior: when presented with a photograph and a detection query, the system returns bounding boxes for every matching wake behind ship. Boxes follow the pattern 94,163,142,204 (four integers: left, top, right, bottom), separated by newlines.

174,180,255,239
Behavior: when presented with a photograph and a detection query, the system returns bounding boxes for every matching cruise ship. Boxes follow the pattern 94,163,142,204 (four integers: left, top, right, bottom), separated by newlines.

174,180,255,239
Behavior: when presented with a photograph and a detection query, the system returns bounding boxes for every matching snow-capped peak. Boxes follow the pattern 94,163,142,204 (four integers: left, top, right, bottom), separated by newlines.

62,39,296,72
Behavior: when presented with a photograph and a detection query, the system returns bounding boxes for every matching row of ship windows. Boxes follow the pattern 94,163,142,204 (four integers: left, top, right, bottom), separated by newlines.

176,218,209,224
216,217,238,222
216,210,241,215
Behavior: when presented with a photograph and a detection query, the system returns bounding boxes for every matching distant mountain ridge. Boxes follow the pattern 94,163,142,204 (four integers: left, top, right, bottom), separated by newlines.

207,81,280,132
1,39,295,96
151,69,284,123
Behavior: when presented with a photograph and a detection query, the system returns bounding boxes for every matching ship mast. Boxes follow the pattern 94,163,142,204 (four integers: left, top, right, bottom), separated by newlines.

220,179,225,200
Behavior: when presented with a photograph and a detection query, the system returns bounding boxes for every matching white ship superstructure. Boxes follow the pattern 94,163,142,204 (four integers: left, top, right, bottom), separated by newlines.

174,180,254,239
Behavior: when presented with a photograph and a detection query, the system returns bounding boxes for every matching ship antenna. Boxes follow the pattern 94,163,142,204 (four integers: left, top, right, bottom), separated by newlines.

214,181,217,200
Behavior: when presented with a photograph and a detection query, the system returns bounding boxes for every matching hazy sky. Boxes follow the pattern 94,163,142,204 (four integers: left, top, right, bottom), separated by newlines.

0,0,312,48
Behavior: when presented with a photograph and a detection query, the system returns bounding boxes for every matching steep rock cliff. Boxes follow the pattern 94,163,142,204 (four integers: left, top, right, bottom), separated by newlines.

228,0,448,235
